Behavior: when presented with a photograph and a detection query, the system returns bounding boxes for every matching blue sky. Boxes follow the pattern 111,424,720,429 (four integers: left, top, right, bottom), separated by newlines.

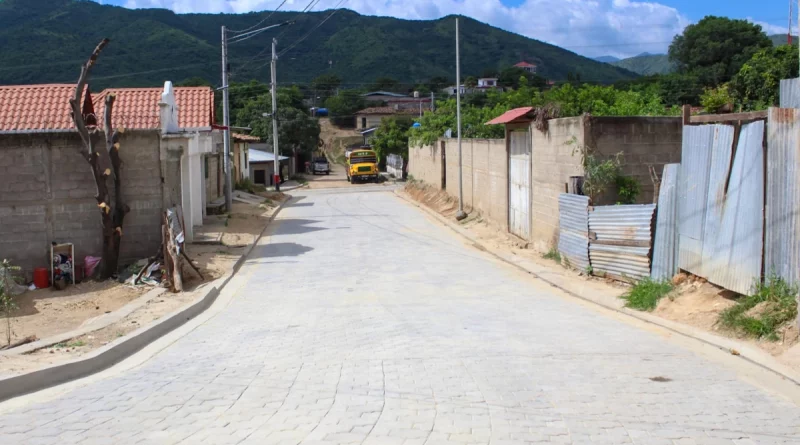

99,0,791,58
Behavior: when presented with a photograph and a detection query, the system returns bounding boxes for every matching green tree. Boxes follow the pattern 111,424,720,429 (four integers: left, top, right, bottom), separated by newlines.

464,76,478,88
177,76,212,87
370,77,401,92
371,117,415,162
669,16,772,87
425,76,451,93
498,67,546,90
310,73,342,104
700,84,734,113
233,86,320,155
324,90,366,127
731,45,800,110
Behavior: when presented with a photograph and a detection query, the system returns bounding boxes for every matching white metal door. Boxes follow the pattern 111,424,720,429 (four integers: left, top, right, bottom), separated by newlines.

508,129,531,239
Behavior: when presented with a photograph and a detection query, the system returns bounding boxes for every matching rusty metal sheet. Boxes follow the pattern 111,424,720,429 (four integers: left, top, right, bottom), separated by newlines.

589,204,656,280
703,120,765,295
780,78,800,109
651,164,680,280
678,124,735,276
589,244,652,280
558,194,590,271
766,108,800,288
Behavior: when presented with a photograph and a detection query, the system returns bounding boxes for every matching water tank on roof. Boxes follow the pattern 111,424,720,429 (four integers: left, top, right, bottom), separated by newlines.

413,91,420,98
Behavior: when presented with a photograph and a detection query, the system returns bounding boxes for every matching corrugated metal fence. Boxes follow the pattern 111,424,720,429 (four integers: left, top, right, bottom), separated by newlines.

558,194,590,271
766,108,800,288
651,164,680,280
780,78,800,109
589,204,656,280
676,121,765,295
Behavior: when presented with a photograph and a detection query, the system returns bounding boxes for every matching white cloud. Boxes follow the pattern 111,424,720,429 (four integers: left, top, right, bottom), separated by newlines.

120,0,695,57
748,18,790,36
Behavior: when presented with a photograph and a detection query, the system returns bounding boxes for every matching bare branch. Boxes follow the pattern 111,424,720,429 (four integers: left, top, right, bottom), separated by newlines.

70,39,110,154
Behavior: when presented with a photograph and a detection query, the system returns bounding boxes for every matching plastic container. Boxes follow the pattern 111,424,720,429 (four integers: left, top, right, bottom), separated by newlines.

33,267,49,289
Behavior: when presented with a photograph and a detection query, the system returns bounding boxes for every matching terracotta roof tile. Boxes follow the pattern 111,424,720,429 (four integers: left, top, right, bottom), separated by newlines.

0,84,79,132
94,86,215,130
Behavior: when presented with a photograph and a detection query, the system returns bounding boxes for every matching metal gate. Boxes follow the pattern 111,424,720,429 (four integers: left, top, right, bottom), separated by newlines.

508,129,531,239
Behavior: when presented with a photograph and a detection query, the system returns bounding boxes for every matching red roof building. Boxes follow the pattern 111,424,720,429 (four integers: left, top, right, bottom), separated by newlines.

94,86,215,130
485,107,535,125
0,84,80,132
0,83,215,133
514,61,538,74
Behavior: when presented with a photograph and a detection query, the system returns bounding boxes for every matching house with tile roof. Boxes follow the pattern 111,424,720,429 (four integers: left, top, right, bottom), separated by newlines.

514,61,538,74
0,81,221,273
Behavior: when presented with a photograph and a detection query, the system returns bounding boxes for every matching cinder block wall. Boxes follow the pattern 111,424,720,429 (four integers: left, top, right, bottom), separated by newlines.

530,117,585,251
408,143,443,188
588,116,682,205
444,138,507,229
0,131,164,276
206,154,220,201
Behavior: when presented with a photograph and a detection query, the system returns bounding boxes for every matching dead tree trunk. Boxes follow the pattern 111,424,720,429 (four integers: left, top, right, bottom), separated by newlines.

69,39,130,279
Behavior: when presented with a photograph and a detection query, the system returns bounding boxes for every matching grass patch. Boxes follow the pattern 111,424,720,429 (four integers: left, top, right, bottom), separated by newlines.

719,274,798,341
291,175,308,185
542,248,561,263
621,278,674,311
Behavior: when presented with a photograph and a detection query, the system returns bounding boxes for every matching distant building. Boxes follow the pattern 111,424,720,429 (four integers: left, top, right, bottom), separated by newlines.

354,106,421,130
361,91,431,111
477,78,498,88
514,61,538,74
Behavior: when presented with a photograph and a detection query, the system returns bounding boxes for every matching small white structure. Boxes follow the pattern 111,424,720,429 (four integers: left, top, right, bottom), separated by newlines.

477,78,498,87
156,82,220,242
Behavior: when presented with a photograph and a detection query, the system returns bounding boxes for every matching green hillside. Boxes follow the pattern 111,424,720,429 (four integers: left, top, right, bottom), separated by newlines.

0,0,637,89
770,34,798,46
611,54,674,76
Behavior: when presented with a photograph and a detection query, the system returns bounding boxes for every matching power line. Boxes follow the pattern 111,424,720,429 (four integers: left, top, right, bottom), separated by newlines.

275,0,325,40
278,0,348,58
228,0,289,34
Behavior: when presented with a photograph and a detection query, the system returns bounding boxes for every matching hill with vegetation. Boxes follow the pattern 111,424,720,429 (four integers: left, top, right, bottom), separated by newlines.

0,0,637,89
770,34,798,46
611,53,674,75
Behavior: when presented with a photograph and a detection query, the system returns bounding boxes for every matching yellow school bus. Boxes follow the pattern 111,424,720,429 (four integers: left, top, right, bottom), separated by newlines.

346,148,379,183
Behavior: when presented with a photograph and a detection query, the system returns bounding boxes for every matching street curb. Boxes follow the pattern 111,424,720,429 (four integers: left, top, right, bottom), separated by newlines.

394,189,800,387
0,197,291,403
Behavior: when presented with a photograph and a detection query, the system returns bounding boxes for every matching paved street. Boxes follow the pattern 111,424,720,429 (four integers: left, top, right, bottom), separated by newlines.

1,189,800,445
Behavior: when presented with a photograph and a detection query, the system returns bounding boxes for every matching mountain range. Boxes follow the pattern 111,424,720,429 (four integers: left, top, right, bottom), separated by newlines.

0,0,637,89
597,34,798,77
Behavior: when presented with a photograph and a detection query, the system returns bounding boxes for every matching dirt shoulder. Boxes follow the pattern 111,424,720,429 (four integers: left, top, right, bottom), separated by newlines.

402,182,800,373
0,192,288,377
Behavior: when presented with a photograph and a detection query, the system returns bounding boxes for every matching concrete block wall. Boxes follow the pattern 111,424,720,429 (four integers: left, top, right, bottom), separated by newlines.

408,143,444,188
444,139,507,229
530,117,585,251
0,131,163,276
589,117,682,204
206,154,220,201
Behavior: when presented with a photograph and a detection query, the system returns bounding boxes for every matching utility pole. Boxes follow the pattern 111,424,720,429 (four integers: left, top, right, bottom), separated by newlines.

221,26,233,212
271,37,281,192
455,17,467,221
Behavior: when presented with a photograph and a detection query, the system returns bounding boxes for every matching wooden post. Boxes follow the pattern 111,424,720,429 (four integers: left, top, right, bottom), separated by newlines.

682,104,691,126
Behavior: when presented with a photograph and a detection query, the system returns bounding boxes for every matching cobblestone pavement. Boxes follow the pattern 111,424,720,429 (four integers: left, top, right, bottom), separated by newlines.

1,190,800,445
